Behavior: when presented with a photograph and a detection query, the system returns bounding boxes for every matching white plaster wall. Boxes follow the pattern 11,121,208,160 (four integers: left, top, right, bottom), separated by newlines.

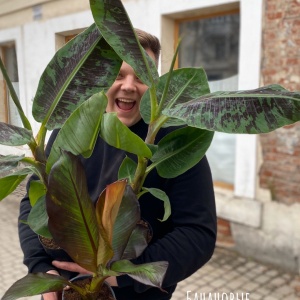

231,202,300,273
159,0,238,13
234,0,263,199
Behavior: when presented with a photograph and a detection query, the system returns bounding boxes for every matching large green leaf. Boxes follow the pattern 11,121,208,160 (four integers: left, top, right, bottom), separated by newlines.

32,23,122,130
101,113,152,158
118,156,137,183
0,168,32,201
0,122,32,146
111,259,168,289
95,180,127,266
111,185,140,262
46,92,107,173
46,151,99,273
163,84,300,134
0,155,24,174
27,195,52,238
28,180,47,207
150,126,214,178
2,273,68,300
141,68,210,126
90,0,158,87
27,181,50,237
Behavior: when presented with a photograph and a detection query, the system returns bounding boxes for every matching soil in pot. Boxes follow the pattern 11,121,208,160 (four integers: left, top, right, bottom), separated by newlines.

63,277,116,300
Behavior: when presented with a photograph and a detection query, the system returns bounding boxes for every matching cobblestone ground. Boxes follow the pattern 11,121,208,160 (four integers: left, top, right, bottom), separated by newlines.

173,247,300,300
1,182,300,300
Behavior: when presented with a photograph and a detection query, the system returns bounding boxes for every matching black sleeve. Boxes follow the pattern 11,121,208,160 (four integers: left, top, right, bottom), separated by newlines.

117,156,217,291
18,130,59,273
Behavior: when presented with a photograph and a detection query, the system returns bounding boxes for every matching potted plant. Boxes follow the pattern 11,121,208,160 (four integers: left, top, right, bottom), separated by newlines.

1,0,300,299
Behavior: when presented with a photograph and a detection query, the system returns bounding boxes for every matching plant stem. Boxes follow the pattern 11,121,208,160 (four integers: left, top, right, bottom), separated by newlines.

155,40,180,119
21,157,48,185
131,156,148,194
131,115,168,194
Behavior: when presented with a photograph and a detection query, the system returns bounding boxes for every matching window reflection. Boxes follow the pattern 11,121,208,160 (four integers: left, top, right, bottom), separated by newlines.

178,13,240,186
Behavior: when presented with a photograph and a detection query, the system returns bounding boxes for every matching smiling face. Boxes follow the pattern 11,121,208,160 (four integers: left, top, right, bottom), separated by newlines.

106,49,156,127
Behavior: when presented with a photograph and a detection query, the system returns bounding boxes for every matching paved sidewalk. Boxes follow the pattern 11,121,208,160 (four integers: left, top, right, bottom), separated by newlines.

1,183,300,300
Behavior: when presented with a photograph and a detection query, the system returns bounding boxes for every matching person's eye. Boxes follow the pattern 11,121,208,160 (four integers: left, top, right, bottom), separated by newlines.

135,76,143,83
116,73,123,80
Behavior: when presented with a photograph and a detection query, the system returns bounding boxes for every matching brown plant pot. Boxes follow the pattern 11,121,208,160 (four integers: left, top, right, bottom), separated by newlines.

63,275,116,300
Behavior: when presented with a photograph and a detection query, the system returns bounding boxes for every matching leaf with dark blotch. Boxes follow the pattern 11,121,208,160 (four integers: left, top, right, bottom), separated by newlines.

101,113,152,158
110,185,140,262
118,156,137,183
0,155,25,174
141,68,210,126
0,168,32,201
0,122,32,146
32,23,122,130
2,273,68,300
95,179,127,266
110,259,168,290
163,84,300,134
46,151,99,273
151,126,214,178
46,92,107,173
90,0,158,87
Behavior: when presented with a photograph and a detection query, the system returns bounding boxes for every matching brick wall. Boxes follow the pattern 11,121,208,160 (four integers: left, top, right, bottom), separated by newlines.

259,0,300,205
216,218,235,248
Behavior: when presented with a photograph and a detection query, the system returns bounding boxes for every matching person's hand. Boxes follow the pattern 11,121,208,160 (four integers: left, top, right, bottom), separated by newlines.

42,270,62,300
105,276,118,287
52,261,118,287
52,260,92,274
42,291,62,300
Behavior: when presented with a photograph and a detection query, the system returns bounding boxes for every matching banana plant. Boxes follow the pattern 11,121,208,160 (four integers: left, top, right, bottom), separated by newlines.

1,0,300,298
3,166,168,300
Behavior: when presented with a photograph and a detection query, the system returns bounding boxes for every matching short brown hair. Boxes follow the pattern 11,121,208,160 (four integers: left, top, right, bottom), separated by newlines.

135,28,161,65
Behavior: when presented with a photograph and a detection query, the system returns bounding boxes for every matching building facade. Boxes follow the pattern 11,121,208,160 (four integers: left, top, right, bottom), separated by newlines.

0,0,299,274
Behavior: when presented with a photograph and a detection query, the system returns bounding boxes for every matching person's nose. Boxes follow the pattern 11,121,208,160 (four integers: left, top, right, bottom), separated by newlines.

121,75,137,92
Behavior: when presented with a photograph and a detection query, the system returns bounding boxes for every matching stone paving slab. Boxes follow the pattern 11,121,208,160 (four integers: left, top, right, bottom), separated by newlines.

1,183,300,300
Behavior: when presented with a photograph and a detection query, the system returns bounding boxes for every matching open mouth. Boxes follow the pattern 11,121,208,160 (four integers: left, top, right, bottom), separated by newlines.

116,98,136,111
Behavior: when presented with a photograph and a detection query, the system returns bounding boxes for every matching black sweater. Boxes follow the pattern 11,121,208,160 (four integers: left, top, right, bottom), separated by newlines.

18,119,217,300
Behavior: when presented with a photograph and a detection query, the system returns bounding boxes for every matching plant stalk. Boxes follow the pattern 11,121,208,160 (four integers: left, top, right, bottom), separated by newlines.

131,156,148,194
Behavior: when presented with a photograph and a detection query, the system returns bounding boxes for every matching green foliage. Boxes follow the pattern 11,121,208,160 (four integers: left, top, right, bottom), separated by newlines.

2,273,69,300
0,123,32,146
100,113,152,158
163,84,300,134
32,23,122,131
0,0,300,299
0,169,32,201
46,91,108,173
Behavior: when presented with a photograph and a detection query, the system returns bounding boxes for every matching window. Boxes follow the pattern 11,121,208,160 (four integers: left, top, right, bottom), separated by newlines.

0,43,21,126
176,10,240,189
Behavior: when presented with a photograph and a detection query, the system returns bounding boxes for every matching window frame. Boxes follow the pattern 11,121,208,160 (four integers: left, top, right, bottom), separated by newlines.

174,9,240,191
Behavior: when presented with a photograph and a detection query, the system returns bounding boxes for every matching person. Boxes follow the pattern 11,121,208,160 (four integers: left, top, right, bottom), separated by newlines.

18,29,217,300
